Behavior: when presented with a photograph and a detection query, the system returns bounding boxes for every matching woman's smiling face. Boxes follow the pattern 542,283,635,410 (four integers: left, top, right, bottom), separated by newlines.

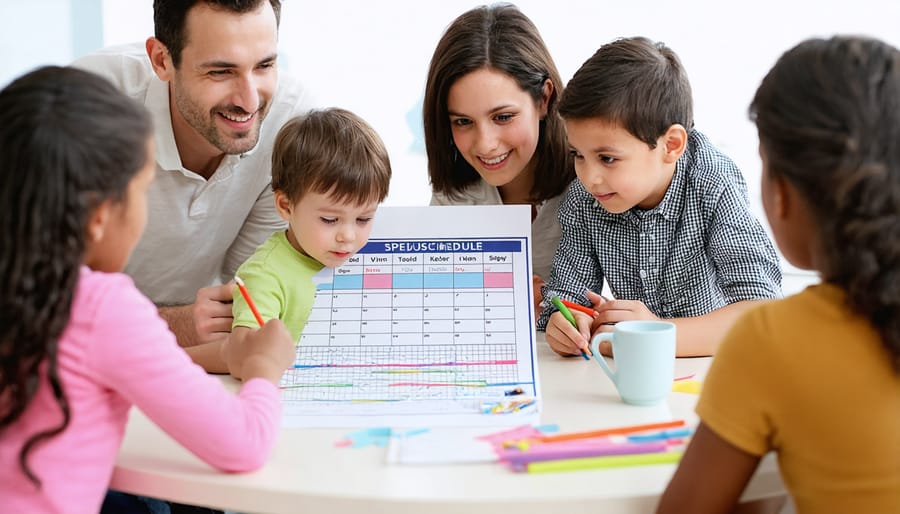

447,67,547,190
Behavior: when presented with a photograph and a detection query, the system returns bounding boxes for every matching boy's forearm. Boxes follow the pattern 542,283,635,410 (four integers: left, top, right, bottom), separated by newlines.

671,300,767,357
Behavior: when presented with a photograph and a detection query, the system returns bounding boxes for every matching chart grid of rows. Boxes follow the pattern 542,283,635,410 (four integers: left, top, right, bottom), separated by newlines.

281,344,520,402
282,238,536,404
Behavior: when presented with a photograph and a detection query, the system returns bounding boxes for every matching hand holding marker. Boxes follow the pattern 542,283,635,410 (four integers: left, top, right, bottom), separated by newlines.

550,296,591,360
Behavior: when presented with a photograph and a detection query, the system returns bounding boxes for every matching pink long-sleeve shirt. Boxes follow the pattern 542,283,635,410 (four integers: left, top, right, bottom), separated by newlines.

0,267,282,513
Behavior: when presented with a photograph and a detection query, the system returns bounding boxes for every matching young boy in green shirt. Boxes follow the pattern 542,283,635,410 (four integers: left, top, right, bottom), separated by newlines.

223,108,392,377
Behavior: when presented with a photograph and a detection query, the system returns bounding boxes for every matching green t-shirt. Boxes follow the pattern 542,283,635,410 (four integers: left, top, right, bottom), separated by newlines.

232,230,325,342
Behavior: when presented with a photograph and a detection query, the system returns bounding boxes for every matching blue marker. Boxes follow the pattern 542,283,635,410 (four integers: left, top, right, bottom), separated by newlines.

626,428,693,442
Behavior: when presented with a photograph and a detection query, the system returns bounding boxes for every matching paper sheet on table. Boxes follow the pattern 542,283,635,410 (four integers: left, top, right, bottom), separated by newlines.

385,428,499,465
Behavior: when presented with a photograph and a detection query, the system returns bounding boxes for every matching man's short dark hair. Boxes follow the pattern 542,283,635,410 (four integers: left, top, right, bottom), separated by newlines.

153,0,281,67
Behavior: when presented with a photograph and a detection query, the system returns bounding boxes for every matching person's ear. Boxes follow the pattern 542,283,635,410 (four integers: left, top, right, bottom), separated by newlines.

86,200,112,244
538,79,554,118
770,175,791,220
661,124,688,164
146,37,175,82
274,190,293,222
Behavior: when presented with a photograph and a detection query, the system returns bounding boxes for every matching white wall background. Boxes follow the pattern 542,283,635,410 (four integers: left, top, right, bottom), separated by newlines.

3,0,897,292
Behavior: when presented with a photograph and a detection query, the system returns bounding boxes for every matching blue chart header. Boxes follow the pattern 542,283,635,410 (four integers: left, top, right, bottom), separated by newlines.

359,240,522,254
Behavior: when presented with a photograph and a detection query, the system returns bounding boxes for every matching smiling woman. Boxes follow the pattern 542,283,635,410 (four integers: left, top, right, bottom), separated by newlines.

445,67,548,196
423,4,576,317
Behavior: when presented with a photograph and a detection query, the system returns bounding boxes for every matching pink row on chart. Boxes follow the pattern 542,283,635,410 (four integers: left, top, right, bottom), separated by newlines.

361,272,514,289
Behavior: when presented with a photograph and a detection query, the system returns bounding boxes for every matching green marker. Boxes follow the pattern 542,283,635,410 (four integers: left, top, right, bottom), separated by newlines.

550,295,590,360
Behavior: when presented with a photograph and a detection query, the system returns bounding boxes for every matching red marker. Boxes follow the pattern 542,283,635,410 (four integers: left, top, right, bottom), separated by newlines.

234,276,265,326
559,298,597,317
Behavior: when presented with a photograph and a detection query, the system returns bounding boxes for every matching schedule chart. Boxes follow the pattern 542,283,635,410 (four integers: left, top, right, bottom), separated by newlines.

279,206,540,427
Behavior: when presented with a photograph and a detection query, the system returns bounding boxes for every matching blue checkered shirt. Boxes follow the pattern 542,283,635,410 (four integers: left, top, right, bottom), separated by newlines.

537,130,782,330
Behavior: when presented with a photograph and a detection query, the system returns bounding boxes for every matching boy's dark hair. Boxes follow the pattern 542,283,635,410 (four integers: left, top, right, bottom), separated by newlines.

750,36,900,370
0,66,153,485
154,0,281,67
272,108,391,206
559,36,694,149
423,3,574,202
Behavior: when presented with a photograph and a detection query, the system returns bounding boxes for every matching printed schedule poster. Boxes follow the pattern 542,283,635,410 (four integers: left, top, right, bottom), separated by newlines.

280,205,540,427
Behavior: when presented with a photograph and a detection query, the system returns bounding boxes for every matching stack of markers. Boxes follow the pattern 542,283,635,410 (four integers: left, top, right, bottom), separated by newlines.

496,420,691,473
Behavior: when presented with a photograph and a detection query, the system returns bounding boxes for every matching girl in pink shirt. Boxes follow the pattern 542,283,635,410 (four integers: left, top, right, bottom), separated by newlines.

0,66,296,514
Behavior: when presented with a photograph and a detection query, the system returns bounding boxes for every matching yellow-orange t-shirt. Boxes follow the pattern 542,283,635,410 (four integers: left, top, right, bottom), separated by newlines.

697,283,900,513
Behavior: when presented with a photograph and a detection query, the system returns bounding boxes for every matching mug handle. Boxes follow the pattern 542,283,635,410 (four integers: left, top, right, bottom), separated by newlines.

591,333,616,382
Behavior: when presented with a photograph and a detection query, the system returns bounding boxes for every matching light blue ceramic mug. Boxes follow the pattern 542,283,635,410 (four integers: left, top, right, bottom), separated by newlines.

590,320,676,406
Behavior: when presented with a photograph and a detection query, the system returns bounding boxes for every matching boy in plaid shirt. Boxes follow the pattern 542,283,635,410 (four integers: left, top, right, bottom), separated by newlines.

538,37,781,357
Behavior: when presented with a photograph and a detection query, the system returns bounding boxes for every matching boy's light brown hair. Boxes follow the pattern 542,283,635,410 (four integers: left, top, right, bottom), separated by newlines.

272,108,391,205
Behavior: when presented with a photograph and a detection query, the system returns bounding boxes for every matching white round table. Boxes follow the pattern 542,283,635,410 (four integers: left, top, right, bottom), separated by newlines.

111,336,785,513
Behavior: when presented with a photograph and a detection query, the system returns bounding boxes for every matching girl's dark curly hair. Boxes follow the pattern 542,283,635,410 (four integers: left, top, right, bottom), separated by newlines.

0,66,153,485
750,36,900,371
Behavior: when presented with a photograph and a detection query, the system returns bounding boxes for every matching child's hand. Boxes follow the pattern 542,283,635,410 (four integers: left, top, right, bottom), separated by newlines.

585,292,659,355
234,320,295,385
585,290,610,311
544,310,593,358
593,297,658,325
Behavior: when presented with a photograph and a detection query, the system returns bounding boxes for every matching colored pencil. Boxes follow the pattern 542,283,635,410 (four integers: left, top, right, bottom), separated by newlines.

500,440,668,466
234,275,265,326
525,450,683,473
549,295,590,360
559,298,597,316
536,420,686,444
626,428,693,442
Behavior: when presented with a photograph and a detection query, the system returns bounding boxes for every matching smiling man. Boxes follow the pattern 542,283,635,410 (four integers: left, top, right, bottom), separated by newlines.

74,0,314,356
